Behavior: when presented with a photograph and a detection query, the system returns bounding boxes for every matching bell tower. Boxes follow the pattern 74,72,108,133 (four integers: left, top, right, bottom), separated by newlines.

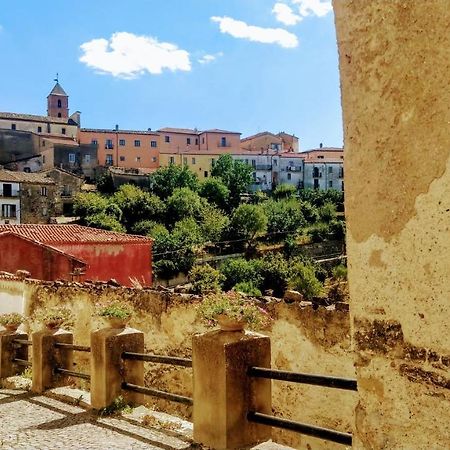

47,75,69,119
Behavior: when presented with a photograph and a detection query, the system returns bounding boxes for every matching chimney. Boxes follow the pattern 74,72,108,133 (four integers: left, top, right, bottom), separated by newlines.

148,128,152,131
319,143,323,148
115,124,119,131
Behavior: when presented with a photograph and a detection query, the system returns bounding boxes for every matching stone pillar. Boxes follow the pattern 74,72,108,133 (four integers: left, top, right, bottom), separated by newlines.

31,329,73,393
0,331,28,378
333,1,450,448
193,330,271,449
90,327,144,410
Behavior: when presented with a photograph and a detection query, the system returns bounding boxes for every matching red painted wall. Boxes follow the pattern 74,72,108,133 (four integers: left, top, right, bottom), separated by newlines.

0,234,82,281
55,242,152,287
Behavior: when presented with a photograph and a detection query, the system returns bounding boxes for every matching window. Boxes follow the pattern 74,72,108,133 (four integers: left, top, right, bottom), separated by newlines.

91,139,98,145
24,167,31,173
42,207,48,216
2,204,16,218
58,113,62,118
106,154,113,165
41,186,48,197
339,167,344,178
202,137,205,144
120,156,125,161
211,158,215,166
273,159,278,166
287,173,292,181
136,156,141,162
61,185,71,197
38,126,42,133
328,180,333,188
119,139,126,146
105,139,113,149
221,137,227,147
314,179,320,189
134,140,141,147
2,184,12,197
251,160,256,167
204,171,208,178
152,156,157,162
270,143,281,151
42,155,46,164
165,136,170,143
187,138,191,145
183,157,188,165
170,156,175,164
84,154,91,163
318,155,324,159
61,128,66,135
192,157,196,164
68,153,76,163
195,138,199,145
57,99,62,108
328,166,333,174
11,124,16,130
151,141,157,148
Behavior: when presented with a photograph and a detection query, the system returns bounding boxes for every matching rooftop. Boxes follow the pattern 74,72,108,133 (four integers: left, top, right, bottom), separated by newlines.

0,170,55,184
241,131,281,142
302,147,344,153
81,128,159,136
0,224,152,245
158,127,241,135
0,112,70,125
48,82,68,97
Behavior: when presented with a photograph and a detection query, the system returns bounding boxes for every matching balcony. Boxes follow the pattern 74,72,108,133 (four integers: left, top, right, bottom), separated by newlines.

0,191,19,198
287,165,302,172
255,164,272,171
218,142,232,148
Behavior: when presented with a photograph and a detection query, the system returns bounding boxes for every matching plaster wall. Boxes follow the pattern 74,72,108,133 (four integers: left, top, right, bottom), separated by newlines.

334,1,450,448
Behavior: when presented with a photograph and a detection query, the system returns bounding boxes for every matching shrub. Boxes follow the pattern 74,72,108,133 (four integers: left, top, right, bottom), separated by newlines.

85,212,125,233
95,300,133,319
298,200,320,224
73,192,109,219
0,313,25,327
166,188,204,224
37,307,74,329
332,264,348,280
230,204,268,241
260,253,292,297
233,281,262,297
329,219,346,240
264,199,306,234
290,262,323,300
308,222,331,243
318,202,337,222
189,264,224,294
220,258,264,291
200,206,230,242
273,183,297,199
199,177,230,210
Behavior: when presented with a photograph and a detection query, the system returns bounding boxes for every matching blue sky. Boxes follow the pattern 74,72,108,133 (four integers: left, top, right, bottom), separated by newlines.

0,0,342,150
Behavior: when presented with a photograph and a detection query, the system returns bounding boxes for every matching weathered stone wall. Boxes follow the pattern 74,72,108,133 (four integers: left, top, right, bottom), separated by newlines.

1,278,355,449
334,1,450,448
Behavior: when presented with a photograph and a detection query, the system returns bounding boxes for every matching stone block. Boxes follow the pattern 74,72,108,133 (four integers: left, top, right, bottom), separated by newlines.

0,331,28,378
90,327,144,410
193,329,272,449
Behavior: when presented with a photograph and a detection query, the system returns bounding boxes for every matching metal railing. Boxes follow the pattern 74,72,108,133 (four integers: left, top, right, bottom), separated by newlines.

55,343,91,353
12,358,31,367
247,367,357,446
55,367,91,381
121,351,193,405
13,339,32,347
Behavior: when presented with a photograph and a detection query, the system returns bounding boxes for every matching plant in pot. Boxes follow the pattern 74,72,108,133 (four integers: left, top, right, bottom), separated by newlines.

0,313,25,332
95,300,133,329
198,291,271,332
38,307,74,331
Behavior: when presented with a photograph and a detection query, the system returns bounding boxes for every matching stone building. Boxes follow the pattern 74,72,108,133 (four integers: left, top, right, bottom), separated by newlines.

0,170,56,224
278,153,305,188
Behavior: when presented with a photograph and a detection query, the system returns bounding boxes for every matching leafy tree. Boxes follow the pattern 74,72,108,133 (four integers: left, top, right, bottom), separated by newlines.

220,258,264,291
260,253,292,297
189,264,224,294
329,219,346,240
96,171,115,194
200,205,230,242
299,200,320,224
113,184,165,230
85,212,125,233
199,177,230,210
251,191,268,204
230,204,268,242
166,188,204,224
290,261,323,300
73,192,109,220
150,165,199,199
273,183,297,200
132,220,165,236
263,199,306,235
318,202,337,223
211,154,253,208
298,188,343,208
308,222,331,243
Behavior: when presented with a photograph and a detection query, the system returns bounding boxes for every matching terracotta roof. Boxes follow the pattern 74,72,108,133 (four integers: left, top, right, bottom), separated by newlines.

43,136,79,146
48,82,68,97
302,147,343,153
80,128,159,136
158,127,200,135
0,225,152,245
279,153,306,159
201,129,241,135
0,112,69,124
241,131,281,142
0,170,55,184
305,159,344,164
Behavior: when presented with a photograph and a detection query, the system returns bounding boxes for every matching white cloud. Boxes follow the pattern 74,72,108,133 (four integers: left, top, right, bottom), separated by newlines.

198,52,223,65
291,0,333,18
272,3,302,26
211,16,298,48
79,32,191,79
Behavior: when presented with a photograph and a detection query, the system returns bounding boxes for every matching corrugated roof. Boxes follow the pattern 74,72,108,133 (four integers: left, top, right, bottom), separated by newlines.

0,170,55,184
0,225,152,244
0,112,69,124
48,82,68,97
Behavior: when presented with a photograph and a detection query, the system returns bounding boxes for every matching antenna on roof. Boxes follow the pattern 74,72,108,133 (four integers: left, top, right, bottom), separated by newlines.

54,73,59,83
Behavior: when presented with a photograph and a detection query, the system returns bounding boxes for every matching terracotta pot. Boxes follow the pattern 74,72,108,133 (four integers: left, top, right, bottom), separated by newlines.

105,317,129,329
45,320,64,330
217,315,245,332
4,324,20,332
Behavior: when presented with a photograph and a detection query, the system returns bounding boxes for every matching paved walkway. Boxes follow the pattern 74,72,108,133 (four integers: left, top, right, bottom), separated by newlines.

0,389,194,450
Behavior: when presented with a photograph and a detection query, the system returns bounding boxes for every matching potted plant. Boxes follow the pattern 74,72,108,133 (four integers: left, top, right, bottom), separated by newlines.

95,300,133,329
198,291,271,332
38,307,74,330
0,313,25,332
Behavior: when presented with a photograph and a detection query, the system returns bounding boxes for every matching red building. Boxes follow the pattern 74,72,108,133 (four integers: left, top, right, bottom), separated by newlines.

0,225,152,286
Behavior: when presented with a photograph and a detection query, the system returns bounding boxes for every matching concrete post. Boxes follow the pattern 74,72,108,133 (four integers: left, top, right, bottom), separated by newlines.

193,330,272,450
31,328,73,393
0,331,28,379
90,327,144,410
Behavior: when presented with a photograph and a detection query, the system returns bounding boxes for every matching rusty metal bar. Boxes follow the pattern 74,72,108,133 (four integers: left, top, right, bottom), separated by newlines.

54,343,91,352
13,339,32,346
248,367,357,391
54,367,91,381
121,382,193,406
12,358,31,367
247,412,352,446
121,352,192,368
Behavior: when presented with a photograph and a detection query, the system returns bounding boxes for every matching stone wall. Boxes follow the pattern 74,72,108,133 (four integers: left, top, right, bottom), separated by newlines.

0,278,355,449
334,1,450,448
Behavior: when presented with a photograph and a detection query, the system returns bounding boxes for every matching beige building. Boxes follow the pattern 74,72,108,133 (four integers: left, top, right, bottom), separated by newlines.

241,131,299,153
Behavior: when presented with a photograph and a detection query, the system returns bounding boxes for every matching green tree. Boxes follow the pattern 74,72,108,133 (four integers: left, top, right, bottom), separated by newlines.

263,199,306,235
220,258,264,291
131,220,166,237
73,192,109,220
85,212,125,232
211,154,253,208
273,183,297,199
113,184,165,230
149,165,199,199
200,205,230,242
290,261,323,300
96,171,116,194
230,204,268,242
260,253,292,297
189,264,224,294
199,177,230,210
318,202,337,223
299,200,320,224
166,188,204,224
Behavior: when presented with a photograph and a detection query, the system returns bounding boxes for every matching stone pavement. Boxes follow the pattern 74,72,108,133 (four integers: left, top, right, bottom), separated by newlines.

0,388,292,450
